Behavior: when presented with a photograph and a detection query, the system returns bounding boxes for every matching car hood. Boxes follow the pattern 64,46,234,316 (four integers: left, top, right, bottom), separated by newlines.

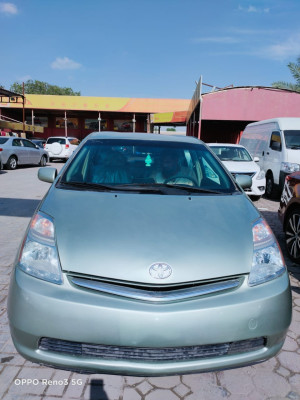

40,188,260,284
221,161,259,174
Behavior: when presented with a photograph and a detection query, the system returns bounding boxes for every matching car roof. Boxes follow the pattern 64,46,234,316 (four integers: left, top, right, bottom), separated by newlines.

47,136,76,139
86,131,202,144
208,143,246,148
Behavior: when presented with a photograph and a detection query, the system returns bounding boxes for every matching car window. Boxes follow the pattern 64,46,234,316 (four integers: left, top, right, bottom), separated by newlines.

270,132,282,151
68,138,80,145
61,139,236,194
22,139,36,148
0,138,9,144
210,146,252,161
47,138,66,145
12,139,23,147
284,130,300,149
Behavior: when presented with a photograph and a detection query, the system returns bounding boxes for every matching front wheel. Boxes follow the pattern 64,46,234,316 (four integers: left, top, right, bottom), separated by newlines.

285,208,300,264
6,156,17,170
265,173,279,199
249,195,261,202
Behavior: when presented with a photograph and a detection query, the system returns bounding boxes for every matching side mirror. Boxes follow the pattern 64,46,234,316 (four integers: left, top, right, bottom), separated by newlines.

253,156,259,162
38,167,57,183
235,174,252,189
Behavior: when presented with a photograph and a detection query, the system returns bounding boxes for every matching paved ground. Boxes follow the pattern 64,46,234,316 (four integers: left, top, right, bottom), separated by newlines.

0,164,299,400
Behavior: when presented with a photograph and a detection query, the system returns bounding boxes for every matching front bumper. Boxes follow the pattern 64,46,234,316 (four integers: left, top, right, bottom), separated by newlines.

244,177,266,196
8,268,292,376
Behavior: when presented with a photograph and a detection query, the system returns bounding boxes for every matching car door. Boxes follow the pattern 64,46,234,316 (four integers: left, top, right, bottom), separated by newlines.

12,138,28,164
264,131,282,185
22,139,41,164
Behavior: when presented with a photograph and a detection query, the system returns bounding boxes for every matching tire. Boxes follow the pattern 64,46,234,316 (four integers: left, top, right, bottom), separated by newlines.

285,208,300,264
40,155,47,167
265,173,279,199
6,156,17,170
249,195,261,202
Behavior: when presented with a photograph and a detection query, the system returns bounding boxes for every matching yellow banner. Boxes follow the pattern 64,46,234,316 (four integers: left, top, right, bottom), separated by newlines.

0,120,44,133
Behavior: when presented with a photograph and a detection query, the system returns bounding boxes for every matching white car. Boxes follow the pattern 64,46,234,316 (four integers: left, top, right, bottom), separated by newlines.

45,136,80,161
208,143,266,200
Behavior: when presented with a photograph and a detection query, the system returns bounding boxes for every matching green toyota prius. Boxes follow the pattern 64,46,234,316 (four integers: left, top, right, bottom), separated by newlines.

8,132,292,376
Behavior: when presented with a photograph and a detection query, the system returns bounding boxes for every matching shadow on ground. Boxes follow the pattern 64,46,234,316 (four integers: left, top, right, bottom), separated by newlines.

89,380,109,400
0,198,41,217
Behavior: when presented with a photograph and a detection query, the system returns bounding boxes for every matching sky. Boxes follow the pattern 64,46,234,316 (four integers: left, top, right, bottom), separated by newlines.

1,0,300,100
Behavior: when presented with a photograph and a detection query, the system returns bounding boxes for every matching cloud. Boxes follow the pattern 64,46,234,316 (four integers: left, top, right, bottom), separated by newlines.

263,33,300,60
193,36,240,44
51,57,82,70
229,27,281,36
0,2,18,14
238,5,270,13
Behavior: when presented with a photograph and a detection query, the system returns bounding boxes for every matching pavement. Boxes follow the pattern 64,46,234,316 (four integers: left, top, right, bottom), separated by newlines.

0,164,299,400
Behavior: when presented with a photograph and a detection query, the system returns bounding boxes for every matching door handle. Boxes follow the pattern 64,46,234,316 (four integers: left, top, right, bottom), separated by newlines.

262,151,264,156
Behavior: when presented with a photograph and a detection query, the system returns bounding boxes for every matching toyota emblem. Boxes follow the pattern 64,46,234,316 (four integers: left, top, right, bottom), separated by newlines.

149,263,172,279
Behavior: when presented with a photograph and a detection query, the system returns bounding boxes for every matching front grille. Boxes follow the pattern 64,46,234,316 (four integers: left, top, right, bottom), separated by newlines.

231,172,255,179
69,276,241,302
39,337,265,362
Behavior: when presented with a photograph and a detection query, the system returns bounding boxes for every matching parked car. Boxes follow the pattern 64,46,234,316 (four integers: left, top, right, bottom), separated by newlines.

279,171,300,264
8,132,292,376
31,139,47,148
208,143,266,200
240,118,300,198
0,137,48,170
45,136,80,161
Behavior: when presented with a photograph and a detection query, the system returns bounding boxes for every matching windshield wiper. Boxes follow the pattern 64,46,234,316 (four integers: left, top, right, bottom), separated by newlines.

60,181,117,191
59,181,228,195
59,181,167,194
289,145,300,149
125,183,227,195
163,184,226,194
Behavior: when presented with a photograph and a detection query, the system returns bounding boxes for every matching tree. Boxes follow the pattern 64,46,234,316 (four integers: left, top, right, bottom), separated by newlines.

272,57,300,92
10,80,81,96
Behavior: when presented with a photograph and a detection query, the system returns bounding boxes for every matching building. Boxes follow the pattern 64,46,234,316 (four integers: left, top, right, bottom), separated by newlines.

0,93,189,139
1,85,300,143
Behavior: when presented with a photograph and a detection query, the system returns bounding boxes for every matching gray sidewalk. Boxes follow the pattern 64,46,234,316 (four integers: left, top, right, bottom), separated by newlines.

0,165,299,400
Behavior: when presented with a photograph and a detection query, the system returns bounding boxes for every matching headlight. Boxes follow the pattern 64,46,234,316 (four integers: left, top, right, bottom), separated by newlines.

256,169,265,180
248,218,285,286
18,212,63,284
281,162,300,173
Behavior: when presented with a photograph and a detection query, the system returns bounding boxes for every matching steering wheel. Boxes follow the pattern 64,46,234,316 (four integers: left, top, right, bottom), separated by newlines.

164,176,198,186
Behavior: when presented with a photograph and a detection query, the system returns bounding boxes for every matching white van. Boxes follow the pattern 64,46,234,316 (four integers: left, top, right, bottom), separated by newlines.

239,118,300,198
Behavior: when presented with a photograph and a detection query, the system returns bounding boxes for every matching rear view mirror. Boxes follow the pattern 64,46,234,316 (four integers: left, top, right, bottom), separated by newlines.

38,167,57,183
253,156,259,162
235,174,252,189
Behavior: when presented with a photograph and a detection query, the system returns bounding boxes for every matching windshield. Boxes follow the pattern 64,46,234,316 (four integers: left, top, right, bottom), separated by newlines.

210,146,252,161
60,139,237,194
284,130,300,149
47,138,66,145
